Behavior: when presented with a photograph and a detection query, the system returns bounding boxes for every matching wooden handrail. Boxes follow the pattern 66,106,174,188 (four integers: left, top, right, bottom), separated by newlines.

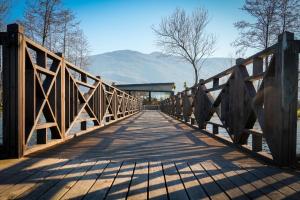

1,23,141,158
160,31,299,166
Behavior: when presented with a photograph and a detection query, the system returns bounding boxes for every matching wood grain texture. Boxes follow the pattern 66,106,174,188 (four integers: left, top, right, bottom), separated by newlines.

0,111,299,199
161,32,300,166
2,24,140,158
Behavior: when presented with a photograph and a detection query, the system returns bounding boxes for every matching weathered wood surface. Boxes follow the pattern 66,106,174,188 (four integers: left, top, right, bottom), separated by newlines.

1,23,140,158
0,111,300,199
161,32,300,166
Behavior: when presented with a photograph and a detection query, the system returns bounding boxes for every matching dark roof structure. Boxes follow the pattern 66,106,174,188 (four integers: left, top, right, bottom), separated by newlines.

115,82,175,92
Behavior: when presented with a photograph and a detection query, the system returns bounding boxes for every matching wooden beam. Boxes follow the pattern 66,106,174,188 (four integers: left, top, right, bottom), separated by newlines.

80,74,87,130
212,124,219,134
75,80,96,89
205,83,226,92
213,78,219,88
252,134,262,152
36,122,56,130
243,129,263,136
60,54,65,139
35,65,56,76
253,57,263,76
279,33,298,163
206,121,225,128
3,23,25,158
244,72,264,82
37,128,47,144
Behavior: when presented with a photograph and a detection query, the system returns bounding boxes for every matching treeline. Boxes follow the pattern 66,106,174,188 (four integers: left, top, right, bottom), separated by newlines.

1,0,89,69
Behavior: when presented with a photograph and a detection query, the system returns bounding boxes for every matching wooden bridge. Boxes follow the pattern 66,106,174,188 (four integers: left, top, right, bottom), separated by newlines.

0,24,300,199
1,111,300,199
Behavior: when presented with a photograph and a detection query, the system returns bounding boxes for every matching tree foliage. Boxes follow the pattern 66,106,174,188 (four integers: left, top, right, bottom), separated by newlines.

153,8,216,86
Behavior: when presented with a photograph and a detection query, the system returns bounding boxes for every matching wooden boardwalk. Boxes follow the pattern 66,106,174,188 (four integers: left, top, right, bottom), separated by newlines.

0,111,300,199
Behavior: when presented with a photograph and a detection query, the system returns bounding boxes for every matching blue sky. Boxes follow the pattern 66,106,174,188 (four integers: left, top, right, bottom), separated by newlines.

8,0,250,57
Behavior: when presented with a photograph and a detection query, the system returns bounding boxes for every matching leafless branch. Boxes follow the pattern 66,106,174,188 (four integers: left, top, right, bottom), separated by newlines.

153,7,216,86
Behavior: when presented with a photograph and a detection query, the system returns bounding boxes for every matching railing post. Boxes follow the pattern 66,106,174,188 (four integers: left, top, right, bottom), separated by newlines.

264,32,298,166
277,32,298,165
81,74,87,130
56,52,65,139
232,58,247,144
213,78,219,88
253,57,263,76
252,134,262,152
213,124,218,134
3,24,25,158
183,89,191,122
114,90,117,118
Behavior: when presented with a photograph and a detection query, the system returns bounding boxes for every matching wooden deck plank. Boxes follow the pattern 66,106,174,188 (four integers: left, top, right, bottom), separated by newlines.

0,158,69,200
0,158,67,196
83,162,122,200
18,159,83,200
0,158,61,194
61,160,110,200
213,163,270,200
0,170,51,200
105,162,135,200
127,162,148,200
0,111,299,199
0,157,40,175
38,159,97,199
200,162,249,200
148,161,168,200
254,165,300,192
175,162,209,200
234,167,286,199
163,162,189,200
241,165,296,197
189,162,229,200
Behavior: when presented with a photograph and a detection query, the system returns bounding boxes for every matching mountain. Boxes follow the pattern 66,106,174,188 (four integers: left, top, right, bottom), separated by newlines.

87,50,234,92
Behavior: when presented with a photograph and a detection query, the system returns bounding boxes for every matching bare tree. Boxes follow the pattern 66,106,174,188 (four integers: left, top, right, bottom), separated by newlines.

68,28,89,69
20,1,90,69
20,0,90,70
56,11,89,69
0,0,10,30
233,0,278,54
233,0,300,55
276,0,300,34
0,0,10,106
76,29,90,69
153,8,216,86
57,9,79,55
22,0,62,47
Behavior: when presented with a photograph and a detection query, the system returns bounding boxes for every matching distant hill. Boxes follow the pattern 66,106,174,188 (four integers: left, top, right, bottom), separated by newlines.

87,50,234,92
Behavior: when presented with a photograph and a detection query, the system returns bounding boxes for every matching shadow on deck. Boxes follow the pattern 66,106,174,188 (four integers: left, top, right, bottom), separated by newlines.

0,111,300,199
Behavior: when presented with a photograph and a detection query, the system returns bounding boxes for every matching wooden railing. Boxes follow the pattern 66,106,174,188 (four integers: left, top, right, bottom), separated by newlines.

161,32,300,166
0,24,140,158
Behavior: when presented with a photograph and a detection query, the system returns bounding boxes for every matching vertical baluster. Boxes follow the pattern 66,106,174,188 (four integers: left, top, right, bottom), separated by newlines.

81,74,87,130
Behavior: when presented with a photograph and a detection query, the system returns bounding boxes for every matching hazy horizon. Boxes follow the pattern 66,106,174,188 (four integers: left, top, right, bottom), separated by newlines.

89,49,235,59
87,49,234,92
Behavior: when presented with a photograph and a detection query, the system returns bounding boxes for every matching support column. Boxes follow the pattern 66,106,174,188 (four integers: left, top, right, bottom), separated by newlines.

264,32,298,166
148,91,151,102
276,32,298,165
3,24,25,158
